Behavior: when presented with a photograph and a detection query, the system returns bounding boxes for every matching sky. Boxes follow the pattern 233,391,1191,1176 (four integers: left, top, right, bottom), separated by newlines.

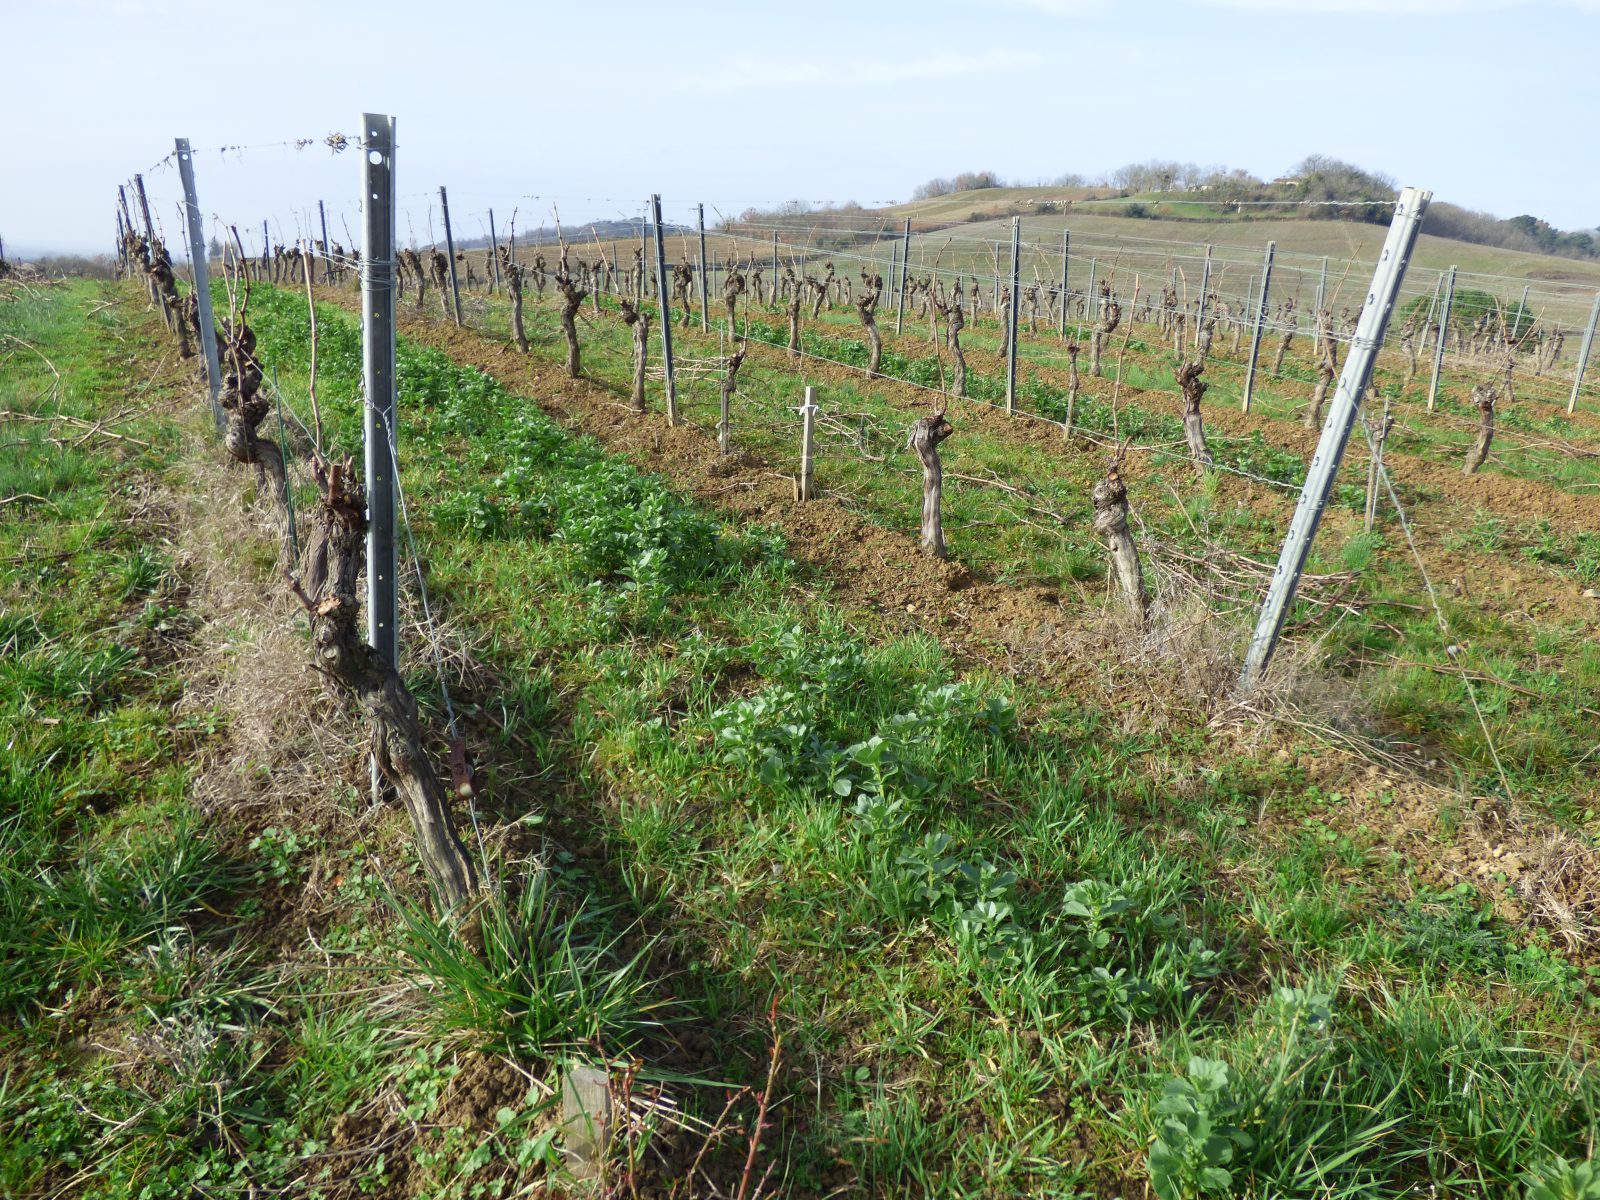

4,0,1599,257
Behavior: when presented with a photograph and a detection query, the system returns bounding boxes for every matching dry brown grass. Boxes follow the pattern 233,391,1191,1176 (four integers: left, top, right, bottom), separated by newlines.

1522,830,1600,951
168,419,377,846
164,408,525,911
1011,556,1361,739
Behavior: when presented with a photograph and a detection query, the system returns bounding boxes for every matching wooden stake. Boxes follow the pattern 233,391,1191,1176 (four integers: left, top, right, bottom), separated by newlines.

799,386,818,501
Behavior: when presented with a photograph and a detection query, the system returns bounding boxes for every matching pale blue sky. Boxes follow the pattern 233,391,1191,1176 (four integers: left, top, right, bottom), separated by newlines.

4,0,1598,255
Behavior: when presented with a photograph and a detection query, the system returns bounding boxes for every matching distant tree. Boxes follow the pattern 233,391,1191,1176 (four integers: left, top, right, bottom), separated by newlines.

1508,213,1548,243
1290,155,1396,222
1292,154,1396,197
1107,160,1200,194
1422,202,1598,260
1198,168,1265,209
911,171,1002,199
1109,162,1147,191
1503,214,1598,257
952,170,1003,191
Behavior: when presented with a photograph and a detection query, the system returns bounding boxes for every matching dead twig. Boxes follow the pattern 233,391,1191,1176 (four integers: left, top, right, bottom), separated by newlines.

0,407,151,447
734,999,784,1200
0,493,61,511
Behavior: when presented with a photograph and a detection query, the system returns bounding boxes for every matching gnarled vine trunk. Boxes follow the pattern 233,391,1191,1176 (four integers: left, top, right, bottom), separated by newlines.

719,343,747,454
806,275,827,321
1306,308,1337,429
619,298,649,413
430,249,450,319
1064,342,1081,436
401,249,427,313
1089,284,1120,378
816,264,835,316
1176,360,1212,467
148,242,192,358
1198,300,1220,359
293,458,478,915
1271,300,1296,378
1400,315,1420,384
504,258,529,353
723,268,745,335
949,301,968,400
671,261,694,329
1464,382,1496,474
857,272,882,379
1092,460,1147,617
555,272,587,378
934,292,967,400
907,410,953,559
216,318,289,548
786,280,803,359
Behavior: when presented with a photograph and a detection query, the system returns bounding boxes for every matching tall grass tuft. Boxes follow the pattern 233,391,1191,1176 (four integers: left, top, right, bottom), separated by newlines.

390,866,666,1057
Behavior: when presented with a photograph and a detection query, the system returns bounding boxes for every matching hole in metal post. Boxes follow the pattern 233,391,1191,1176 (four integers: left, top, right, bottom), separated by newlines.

368,150,383,165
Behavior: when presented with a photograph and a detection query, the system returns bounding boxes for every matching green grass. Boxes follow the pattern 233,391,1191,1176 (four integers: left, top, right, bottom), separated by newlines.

769,284,1600,495
0,282,254,1197
417,279,1600,813
6,273,1598,1195
0,285,561,1199
229,280,1600,1194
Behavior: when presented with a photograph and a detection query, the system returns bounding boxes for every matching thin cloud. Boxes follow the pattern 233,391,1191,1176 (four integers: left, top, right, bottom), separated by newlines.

1009,0,1600,11
986,0,1111,11
675,49,1044,94
1198,0,1600,10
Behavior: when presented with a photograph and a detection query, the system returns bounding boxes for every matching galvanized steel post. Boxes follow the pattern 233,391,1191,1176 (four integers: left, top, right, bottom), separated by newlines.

1426,266,1457,412
1240,188,1429,690
173,138,223,431
650,194,677,424
1241,241,1276,412
360,113,399,675
439,185,463,325
318,199,333,283
896,217,911,336
1568,291,1600,415
696,203,709,332
1005,216,1021,413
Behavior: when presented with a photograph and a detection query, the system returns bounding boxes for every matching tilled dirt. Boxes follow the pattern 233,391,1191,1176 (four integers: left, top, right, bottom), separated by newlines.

676,307,1600,623
335,291,1094,679
843,307,1600,536
845,295,1600,448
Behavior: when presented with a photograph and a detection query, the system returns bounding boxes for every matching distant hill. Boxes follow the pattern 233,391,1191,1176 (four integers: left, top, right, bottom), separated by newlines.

716,187,1600,327
445,218,688,253
897,157,1598,262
